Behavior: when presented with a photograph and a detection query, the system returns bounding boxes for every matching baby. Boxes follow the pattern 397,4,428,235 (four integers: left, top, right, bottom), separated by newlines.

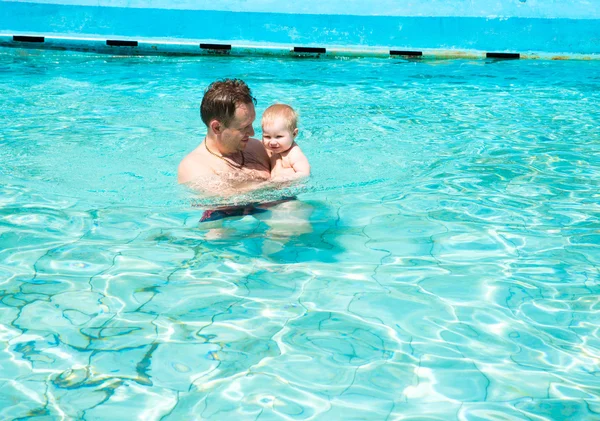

261,104,310,181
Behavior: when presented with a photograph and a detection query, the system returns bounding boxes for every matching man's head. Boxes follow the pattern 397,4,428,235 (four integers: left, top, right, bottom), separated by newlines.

261,104,299,153
201,79,257,154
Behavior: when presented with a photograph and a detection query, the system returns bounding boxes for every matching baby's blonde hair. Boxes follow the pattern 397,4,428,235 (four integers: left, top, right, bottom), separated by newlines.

261,104,298,132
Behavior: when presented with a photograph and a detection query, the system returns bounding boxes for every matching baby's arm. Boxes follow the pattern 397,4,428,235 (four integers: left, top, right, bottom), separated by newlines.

288,145,311,177
269,146,310,183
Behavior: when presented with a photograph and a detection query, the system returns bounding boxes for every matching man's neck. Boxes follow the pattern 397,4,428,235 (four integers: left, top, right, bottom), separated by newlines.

204,136,245,170
205,135,237,158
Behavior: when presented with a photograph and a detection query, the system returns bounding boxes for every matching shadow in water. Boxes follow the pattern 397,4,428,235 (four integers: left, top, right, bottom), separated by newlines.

196,199,344,263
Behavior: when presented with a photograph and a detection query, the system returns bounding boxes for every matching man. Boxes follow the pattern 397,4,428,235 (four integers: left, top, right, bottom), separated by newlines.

178,79,271,193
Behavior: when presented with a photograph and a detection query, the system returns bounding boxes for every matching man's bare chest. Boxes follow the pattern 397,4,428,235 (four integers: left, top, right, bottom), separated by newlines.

211,157,270,181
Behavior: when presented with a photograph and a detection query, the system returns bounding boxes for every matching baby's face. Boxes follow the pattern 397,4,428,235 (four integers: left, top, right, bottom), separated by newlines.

262,118,297,153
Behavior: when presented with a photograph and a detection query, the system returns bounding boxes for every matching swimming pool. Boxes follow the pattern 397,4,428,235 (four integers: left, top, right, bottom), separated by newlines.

1,48,599,420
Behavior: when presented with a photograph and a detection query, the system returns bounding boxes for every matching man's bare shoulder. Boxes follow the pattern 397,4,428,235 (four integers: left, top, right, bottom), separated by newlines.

178,148,212,184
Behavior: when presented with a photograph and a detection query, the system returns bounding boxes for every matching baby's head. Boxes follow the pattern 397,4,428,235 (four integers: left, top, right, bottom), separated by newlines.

261,104,298,153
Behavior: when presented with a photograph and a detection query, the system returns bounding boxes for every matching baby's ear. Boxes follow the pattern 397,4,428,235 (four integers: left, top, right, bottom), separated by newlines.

293,128,299,138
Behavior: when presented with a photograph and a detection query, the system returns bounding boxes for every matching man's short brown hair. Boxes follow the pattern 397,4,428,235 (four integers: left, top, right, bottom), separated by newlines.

200,79,257,127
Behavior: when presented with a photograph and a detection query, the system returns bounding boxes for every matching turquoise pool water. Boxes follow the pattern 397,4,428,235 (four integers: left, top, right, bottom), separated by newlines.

1,48,599,420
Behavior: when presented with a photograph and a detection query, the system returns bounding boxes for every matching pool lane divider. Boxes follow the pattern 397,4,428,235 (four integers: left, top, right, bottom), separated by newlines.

294,46,326,55
200,43,232,51
486,52,521,59
390,50,422,57
106,39,138,47
2,34,598,61
13,35,45,43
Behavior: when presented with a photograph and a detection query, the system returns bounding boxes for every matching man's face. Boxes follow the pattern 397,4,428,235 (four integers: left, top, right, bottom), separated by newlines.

219,102,256,154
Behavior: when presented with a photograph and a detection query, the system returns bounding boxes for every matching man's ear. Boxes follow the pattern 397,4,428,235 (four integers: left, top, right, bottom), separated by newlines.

293,128,299,138
210,119,222,135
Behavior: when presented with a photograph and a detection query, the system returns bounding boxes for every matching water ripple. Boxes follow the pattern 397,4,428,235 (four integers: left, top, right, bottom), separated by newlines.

1,48,599,420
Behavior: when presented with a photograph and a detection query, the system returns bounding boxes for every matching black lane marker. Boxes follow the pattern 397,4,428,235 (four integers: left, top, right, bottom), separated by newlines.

486,52,520,59
106,40,138,47
294,47,326,54
390,50,422,56
13,35,45,43
200,43,231,50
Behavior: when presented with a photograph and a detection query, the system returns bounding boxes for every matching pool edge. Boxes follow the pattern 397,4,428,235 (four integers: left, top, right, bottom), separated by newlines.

1,33,599,61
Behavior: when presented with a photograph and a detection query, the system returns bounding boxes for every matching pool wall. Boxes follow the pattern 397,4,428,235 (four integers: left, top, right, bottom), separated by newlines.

2,0,600,58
